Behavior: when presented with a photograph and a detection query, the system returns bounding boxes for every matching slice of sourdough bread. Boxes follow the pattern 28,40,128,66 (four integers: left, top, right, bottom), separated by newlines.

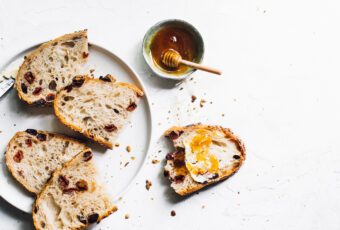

5,129,86,194
163,124,246,196
33,149,117,230
54,75,143,149
16,30,89,105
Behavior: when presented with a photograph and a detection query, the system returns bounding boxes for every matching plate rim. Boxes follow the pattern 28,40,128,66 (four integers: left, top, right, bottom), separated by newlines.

0,40,154,213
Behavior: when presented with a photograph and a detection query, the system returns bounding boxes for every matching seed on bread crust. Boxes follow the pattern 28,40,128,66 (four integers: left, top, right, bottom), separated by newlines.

82,52,89,58
18,170,24,177
104,124,117,132
58,175,69,187
99,75,112,82
87,213,99,224
76,180,88,191
77,215,87,224
37,133,47,141
164,170,170,177
174,175,185,183
33,99,46,106
24,72,35,84
168,131,183,140
46,93,55,101
65,85,73,92
62,188,78,194
13,150,24,163
127,102,137,112
26,129,37,136
233,155,240,159
83,151,93,162
33,87,43,96
21,83,28,94
25,138,32,147
48,80,57,90
72,76,85,87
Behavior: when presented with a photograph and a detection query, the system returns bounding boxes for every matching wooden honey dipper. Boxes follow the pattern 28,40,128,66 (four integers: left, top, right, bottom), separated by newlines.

162,50,222,75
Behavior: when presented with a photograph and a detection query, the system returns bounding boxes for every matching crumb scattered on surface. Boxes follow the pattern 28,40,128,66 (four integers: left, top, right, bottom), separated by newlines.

0,131,2,133
13,124,16,126
131,156,135,160
179,87,183,90
90,69,95,73
168,110,171,114
210,101,213,104
238,191,240,194
126,146,131,152
115,143,120,147
190,77,194,81
191,95,197,103
152,159,159,164
171,210,176,216
200,99,206,107
158,150,162,153
124,162,129,167
151,197,154,200
145,180,152,190
202,205,205,209
233,98,237,102
119,197,123,200
222,113,225,117
125,214,130,219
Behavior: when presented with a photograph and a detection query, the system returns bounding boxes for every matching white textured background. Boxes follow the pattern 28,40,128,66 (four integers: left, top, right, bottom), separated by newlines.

0,0,340,229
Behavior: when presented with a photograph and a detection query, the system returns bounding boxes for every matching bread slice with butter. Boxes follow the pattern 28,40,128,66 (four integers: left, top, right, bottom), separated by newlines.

163,124,246,195
5,129,86,194
54,75,143,149
16,30,89,105
33,149,117,230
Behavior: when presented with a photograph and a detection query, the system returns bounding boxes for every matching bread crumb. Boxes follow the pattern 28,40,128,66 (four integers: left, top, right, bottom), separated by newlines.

145,180,152,190
13,124,16,126
125,214,130,219
190,77,194,81
158,150,162,153
126,146,131,152
168,110,171,114
151,197,154,200
124,162,129,167
90,69,95,73
222,113,225,117
0,131,2,133
238,191,240,194
152,159,159,164
202,205,205,209
191,95,197,103
112,206,118,212
119,197,123,200
171,210,176,216
115,143,120,147
233,98,237,102
179,87,183,90
131,156,135,160
200,99,206,107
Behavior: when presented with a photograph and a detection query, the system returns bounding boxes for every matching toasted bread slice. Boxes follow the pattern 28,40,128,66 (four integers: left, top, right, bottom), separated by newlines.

33,149,117,230
54,75,143,149
163,124,246,195
5,129,86,194
16,30,89,105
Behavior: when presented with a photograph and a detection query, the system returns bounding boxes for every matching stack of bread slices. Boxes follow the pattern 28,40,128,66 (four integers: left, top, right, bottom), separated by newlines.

6,30,143,229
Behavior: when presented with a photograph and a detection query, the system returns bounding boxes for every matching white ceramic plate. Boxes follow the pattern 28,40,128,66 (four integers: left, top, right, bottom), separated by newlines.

0,43,152,213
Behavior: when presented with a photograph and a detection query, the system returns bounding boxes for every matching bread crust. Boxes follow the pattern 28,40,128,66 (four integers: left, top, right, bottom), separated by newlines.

5,130,85,194
164,124,246,196
16,30,88,105
54,75,143,149
32,149,117,229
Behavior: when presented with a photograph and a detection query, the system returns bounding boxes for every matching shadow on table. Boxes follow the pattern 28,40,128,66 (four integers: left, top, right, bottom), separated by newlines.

0,196,34,230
